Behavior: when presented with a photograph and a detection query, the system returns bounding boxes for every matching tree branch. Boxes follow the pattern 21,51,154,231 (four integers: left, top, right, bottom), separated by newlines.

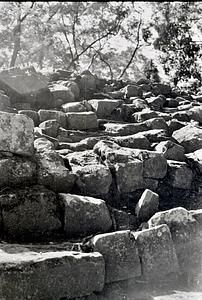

118,17,142,79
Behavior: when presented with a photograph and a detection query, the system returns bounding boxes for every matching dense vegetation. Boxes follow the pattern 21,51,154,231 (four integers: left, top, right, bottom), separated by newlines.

0,1,202,90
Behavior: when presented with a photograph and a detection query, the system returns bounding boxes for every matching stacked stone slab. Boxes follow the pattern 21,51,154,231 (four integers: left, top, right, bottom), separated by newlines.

0,67,202,299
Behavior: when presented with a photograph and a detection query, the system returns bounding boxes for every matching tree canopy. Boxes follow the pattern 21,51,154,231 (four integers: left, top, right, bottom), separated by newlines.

0,1,202,90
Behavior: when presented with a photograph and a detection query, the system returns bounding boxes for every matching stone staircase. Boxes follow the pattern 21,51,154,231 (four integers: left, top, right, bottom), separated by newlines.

0,67,201,299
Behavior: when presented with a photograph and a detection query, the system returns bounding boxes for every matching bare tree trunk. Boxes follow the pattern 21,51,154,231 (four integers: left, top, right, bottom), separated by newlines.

118,18,142,79
10,20,21,67
10,2,35,68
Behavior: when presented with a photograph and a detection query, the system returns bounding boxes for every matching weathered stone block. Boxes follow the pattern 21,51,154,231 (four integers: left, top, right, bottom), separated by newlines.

133,149,167,179
66,111,98,130
0,245,104,300
0,187,62,240
88,99,123,118
0,112,34,156
115,160,144,193
132,109,158,123
166,160,193,189
0,67,52,108
38,109,67,128
90,230,141,283
0,157,36,189
104,122,148,135
172,124,202,153
131,225,179,280
18,109,39,126
147,207,201,272
135,189,159,222
50,83,75,103
39,119,60,138
35,150,75,192
155,140,185,161
58,194,112,237
62,101,86,112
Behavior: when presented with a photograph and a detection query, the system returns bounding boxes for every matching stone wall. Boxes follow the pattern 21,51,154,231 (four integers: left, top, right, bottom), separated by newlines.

0,66,201,299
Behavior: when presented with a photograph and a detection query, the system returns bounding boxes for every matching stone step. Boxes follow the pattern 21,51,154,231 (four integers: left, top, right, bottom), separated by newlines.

0,243,104,300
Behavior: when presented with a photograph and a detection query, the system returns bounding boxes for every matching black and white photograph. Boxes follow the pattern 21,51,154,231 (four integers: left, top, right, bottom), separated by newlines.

0,1,201,299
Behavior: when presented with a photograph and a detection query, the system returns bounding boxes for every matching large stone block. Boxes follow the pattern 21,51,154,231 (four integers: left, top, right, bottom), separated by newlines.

18,109,39,126
71,165,112,196
0,187,62,241
90,230,141,283
113,133,150,149
166,160,193,189
0,245,104,300
88,99,123,118
0,157,36,188
172,124,202,153
147,207,201,272
38,109,67,128
135,189,159,222
35,149,75,192
0,67,52,108
0,112,34,156
50,83,75,103
62,101,87,113
104,122,148,135
66,111,98,130
67,150,112,195
155,140,185,161
115,159,144,193
58,194,112,237
133,149,167,179
131,224,179,280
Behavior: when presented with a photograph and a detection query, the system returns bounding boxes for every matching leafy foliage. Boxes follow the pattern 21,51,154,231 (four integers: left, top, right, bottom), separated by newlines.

0,1,201,90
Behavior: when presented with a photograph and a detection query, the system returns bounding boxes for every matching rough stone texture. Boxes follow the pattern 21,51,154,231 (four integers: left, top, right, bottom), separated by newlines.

138,129,168,143
0,245,104,300
62,101,87,113
0,67,52,108
50,83,75,103
145,117,169,131
67,150,112,195
186,149,202,174
39,119,60,138
133,149,167,179
58,194,112,237
113,133,150,149
123,84,142,98
77,71,97,99
146,95,166,111
66,112,98,130
90,230,141,283
0,112,34,156
35,149,76,192
72,165,112,196
166,160,193,189
135,189,159,222
18,110,39,126
0,187,62,241
34,137,55,151
38,109,67,128
172,124,202,153
147,207,201,273
132,109,158,122
0,157,36,189
0,92,10,111
104,122,148,135
152,83,171,96
131,225,179,280
88,99,123,118
188,106,202,123
155,140,185,161
115,159,144,193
